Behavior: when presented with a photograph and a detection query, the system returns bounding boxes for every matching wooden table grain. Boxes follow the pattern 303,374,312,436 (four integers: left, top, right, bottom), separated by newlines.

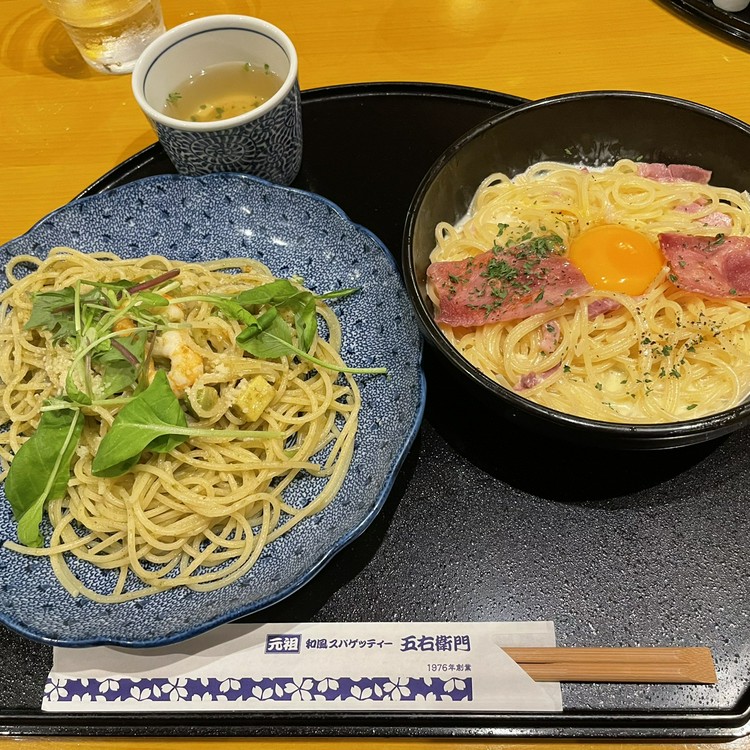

2,0,750,747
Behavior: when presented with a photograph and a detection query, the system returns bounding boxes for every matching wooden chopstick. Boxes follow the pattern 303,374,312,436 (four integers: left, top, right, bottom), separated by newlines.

503,647,716,684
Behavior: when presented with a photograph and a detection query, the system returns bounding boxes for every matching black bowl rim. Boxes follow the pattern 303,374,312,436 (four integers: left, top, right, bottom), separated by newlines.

403,89,750,447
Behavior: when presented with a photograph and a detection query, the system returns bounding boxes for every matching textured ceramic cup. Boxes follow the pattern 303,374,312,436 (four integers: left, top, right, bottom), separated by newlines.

131,15,302,184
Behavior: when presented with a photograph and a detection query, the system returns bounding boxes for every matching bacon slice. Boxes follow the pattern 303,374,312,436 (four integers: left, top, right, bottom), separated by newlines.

637,163,712,184
515,364,561,391
587,298,622,319
701,211,733,228
427,238,591,327
675,198,709,214
659,233,750,298
675,199,732,227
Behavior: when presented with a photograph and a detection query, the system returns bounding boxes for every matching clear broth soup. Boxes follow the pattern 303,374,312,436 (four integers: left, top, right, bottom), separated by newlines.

164,61,283,122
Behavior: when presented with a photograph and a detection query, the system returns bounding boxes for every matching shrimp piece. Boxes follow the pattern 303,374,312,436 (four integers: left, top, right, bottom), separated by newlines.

151,330,204,397
162,299,185,323
113,292,169,337
113,317,137,336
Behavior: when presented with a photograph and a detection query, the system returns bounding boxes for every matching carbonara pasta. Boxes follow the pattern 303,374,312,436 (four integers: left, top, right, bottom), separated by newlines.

0,247,375,603
427,159,750,423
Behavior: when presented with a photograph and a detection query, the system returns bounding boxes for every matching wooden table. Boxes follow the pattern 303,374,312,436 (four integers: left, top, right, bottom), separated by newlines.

2,0,750,747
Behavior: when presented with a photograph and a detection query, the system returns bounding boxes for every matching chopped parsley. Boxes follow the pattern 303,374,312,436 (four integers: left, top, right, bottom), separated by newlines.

490,287,509,301
444,230,568,320
484,258,518,282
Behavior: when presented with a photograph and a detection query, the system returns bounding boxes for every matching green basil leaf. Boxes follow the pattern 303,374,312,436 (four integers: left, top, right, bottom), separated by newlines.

294,295,318,352
93,331,147,397
91,370,188,478
212,298,259,327
234,280,324,354
131,291,170,308
234,279,303,308
16,496,47,549
25,289,77,339
236,311,293,359
4,408,84,547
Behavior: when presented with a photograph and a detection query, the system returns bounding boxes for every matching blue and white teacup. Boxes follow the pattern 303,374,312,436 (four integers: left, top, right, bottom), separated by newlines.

132,14,302,185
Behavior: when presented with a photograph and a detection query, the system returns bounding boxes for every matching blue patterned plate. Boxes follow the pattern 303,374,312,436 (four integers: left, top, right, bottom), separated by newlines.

0,173,425,647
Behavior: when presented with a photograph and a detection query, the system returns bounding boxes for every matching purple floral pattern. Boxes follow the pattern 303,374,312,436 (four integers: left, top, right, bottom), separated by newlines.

45,676,472,704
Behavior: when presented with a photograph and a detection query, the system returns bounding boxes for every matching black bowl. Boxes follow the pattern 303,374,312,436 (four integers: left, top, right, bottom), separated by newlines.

403,90,750,450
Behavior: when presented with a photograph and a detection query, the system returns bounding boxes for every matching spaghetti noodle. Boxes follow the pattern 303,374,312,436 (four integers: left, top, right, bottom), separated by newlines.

0,247,370,602
428,159,750,422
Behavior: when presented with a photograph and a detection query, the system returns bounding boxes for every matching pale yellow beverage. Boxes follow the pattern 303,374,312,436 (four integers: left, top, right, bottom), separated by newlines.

41,0,165,74
163,62,283,123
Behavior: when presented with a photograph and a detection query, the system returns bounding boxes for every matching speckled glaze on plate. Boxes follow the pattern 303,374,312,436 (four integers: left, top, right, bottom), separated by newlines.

0,173,425,648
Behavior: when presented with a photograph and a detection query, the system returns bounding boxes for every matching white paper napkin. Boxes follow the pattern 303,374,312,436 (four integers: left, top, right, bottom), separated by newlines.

43,621,562,712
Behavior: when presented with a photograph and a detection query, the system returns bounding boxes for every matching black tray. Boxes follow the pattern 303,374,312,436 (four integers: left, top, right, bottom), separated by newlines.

3,82,750,740
656,0,750,47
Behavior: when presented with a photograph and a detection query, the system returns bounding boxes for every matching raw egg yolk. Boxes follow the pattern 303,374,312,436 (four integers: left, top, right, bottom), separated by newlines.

568,225,664,295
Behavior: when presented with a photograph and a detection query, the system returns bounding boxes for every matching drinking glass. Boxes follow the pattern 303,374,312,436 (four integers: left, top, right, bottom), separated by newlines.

41,0,166,75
